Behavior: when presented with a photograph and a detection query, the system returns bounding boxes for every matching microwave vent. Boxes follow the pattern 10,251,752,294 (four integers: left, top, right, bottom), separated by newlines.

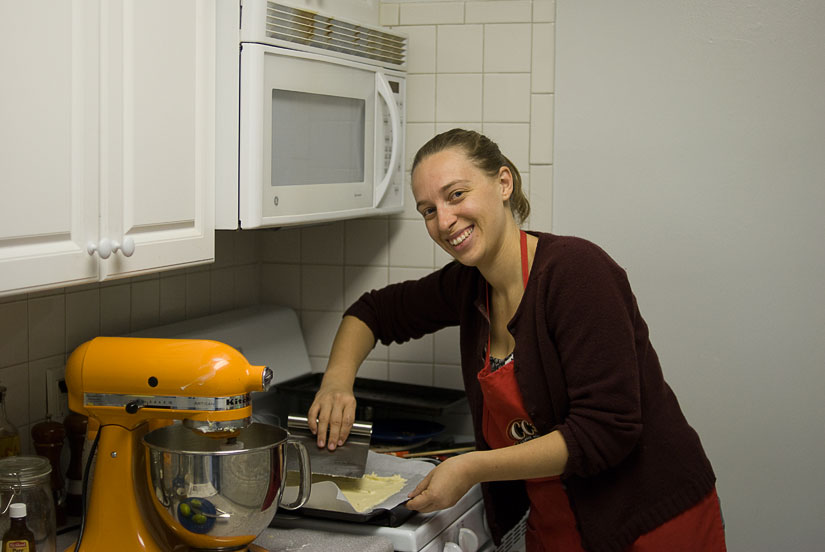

265,2,407,69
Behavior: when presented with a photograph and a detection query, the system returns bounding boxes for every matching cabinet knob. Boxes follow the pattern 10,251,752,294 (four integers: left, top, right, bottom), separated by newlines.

86,237,135,259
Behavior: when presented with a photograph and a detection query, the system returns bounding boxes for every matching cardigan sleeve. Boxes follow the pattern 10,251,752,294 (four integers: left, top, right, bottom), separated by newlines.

345,262,464,346
542,239,645,478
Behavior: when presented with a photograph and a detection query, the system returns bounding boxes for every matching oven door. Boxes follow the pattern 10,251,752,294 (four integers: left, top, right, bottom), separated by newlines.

239,44,399,228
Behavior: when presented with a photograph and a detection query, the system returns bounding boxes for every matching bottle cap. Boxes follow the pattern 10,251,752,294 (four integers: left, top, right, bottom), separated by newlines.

9,503,26,518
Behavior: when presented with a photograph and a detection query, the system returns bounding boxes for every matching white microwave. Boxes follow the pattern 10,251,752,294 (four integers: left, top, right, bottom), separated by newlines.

216,1,407,229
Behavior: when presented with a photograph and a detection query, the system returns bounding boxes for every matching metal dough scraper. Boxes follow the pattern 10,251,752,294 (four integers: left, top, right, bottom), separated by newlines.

287,414,373,479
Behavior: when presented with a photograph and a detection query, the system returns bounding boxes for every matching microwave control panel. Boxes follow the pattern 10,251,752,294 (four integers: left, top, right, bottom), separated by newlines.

379,75,406,210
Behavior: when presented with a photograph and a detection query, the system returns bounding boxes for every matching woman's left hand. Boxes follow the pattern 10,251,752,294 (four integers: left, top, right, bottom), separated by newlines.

406,455,477,513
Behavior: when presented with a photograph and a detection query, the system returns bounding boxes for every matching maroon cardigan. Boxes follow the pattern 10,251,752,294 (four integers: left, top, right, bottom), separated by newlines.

346,232,715,552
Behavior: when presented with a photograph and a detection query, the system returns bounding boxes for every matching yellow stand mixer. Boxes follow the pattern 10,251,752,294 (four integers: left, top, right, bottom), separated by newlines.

64,336,311,551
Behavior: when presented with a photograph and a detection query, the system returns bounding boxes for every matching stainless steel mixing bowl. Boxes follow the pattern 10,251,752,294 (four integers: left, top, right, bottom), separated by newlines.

142,422,310,551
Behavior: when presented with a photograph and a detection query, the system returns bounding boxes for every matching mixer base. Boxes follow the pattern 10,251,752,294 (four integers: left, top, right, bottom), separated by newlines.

172,546,267,552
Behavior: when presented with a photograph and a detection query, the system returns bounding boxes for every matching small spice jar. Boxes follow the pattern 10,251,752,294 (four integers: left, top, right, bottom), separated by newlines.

0,456,56,551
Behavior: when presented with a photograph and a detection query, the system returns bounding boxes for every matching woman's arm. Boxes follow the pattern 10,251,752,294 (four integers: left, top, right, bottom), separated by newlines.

307,315,375,450
407,431,569,512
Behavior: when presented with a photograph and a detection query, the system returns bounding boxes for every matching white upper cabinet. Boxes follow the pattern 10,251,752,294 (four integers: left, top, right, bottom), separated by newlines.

98,0,215,281
0,1,100,293
0,0,215,298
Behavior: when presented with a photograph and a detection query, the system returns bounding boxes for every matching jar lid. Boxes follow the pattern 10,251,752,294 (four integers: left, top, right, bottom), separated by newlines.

0,456,52,484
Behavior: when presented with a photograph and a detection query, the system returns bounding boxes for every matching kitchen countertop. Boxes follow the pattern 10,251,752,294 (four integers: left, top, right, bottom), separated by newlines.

57,525,394,552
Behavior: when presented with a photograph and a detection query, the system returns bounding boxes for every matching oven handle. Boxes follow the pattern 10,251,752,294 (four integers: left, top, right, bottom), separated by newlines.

374,70,401,208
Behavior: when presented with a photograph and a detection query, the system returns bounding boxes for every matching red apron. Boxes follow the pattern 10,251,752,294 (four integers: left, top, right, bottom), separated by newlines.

477,232,727,552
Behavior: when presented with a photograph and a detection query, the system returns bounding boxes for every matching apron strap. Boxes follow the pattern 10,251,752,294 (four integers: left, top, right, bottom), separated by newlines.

485,230,530,371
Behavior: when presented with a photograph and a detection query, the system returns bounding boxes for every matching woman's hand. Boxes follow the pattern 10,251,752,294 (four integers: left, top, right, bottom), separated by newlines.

406,455,478,513
307,381,357,450
307,316,376,450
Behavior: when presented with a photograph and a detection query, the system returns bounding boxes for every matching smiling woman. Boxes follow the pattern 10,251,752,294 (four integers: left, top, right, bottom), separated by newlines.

306,129,726,552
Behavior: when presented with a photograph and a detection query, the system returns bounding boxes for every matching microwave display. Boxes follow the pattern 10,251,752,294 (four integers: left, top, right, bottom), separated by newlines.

271,89,366,187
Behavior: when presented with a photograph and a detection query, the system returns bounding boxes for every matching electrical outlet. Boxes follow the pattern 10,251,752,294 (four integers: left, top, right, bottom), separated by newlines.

46,366,69,420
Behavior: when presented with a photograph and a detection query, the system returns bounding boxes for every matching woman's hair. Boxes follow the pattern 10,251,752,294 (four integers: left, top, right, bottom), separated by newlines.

411,128,530,224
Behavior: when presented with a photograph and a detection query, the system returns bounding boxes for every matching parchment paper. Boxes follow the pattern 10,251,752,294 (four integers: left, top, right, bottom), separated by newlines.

282,451,435,514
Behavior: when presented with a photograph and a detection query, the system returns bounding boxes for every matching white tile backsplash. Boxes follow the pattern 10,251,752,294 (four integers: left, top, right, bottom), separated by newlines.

301,310,344,357
358,359,390,380
530,93,554,164
344,266,389,308
159,273,187,325
301,265,345,311
405,74,437,123
234,264,260,307
466,1,532,24
402,26,437,73
434,324,461,364
389,334,433,362
389,266,433,285
483,73,531,122
66,289,101,351
436,73,483,122
209,267,235,314
301,223,345,265
484,24,532,73
260,228,301,263
400,2,464,26
389,360,434,386
185,270,211,319
533,0,556,23
405,122,437,172
379,3,399,26
437,25,483,73
528,164,553,231
481,122,530,171
345,218,390,266
131,278,161,332
435,121,483,135
389,219,435,268
1,362,29,428
28,294,65,360
434,363,464,390
261,264,301,309
532,23,555,92
28,355,62,423
0,301,28,369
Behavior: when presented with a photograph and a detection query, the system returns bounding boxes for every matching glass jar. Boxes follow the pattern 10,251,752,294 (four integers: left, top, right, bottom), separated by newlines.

0,456,56,551
0,386,21,458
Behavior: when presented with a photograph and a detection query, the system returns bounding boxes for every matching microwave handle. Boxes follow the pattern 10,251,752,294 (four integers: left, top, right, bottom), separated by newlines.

374,71,401,207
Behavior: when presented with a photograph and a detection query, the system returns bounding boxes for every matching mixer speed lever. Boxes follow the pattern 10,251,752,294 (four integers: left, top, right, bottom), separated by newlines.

125,399,146,414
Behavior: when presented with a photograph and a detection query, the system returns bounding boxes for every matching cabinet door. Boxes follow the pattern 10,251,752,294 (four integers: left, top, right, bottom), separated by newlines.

0,2,100,296
98,0,215,281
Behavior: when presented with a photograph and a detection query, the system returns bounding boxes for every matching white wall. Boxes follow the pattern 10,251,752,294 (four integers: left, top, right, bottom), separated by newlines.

553,2,825,550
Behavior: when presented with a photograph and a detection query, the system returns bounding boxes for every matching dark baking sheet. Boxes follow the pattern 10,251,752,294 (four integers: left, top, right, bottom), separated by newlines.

274,374,466,416
279,501,416,527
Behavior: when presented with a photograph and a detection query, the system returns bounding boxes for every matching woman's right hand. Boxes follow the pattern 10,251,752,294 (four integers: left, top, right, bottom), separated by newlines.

307,380,357,451
307,315,376,450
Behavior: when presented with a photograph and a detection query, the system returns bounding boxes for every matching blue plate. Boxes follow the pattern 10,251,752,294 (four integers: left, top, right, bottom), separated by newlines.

371,419,445,444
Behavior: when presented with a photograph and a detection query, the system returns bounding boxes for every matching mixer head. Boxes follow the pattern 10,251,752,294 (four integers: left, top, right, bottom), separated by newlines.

65,337,273,431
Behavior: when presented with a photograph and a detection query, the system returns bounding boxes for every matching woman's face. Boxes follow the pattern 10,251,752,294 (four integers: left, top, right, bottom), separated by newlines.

411,147,513,268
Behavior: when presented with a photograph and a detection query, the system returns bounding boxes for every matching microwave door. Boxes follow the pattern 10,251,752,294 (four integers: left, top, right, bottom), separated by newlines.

374,71,401,208
239,45,377,228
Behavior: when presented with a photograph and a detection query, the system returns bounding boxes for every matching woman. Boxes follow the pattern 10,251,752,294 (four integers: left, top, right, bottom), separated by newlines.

307,129,726,552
